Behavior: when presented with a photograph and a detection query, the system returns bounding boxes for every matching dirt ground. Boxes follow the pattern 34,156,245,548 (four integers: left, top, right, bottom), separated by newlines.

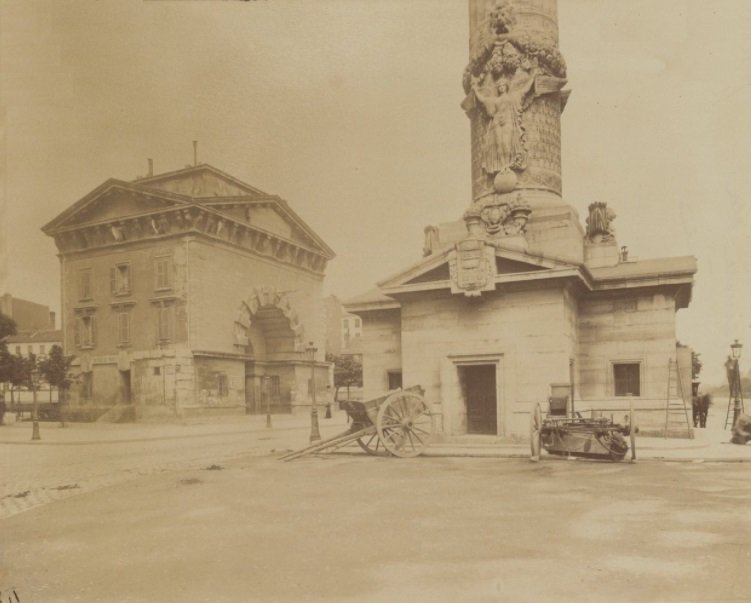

1,455,749,603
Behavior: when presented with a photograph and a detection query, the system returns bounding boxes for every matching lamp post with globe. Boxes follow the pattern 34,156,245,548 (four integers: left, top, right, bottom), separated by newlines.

306,342,321,443
729,339,744,428
30,366,41,441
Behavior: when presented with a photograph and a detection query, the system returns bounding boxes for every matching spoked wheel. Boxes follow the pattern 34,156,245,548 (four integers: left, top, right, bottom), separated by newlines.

356,430,389,456
376,392,433,458
530,403,542,462
629,403,637,462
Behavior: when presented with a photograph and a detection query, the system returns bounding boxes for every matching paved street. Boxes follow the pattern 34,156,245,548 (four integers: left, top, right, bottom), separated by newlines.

2,449,750,603
0,414,352,520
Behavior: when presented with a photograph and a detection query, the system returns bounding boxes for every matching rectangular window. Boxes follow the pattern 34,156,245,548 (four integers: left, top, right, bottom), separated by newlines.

387,370,403,391
39,345,46,356
154,257,172,291
117,312,130,345
76,315,96,348
157,305,173,342
27,345,33,355
79,268,92,300
15,345,21,355
614,363,640,397
110,263,132,296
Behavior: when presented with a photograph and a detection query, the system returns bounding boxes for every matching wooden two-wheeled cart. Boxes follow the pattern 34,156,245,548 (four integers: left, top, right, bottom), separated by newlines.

279,387,433,461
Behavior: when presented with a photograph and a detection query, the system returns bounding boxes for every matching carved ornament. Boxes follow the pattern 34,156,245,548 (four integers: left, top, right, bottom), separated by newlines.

585,202,616,243
448,238,497,298
472,192,532,237
461,0,567,193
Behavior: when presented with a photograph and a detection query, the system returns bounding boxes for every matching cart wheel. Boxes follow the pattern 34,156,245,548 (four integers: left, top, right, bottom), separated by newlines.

530,403,542,462
629,403,637,462
356,431,389,457
376,392,433,458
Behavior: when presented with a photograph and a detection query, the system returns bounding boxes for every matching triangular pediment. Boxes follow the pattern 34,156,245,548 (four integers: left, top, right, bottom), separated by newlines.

379,241,581,292
42,180,189,233
134,164,269,199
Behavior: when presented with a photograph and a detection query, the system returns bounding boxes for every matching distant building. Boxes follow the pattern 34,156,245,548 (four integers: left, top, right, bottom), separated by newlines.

6,329,62,360
42,163,334,419
323,295,362,359
0,293,55,331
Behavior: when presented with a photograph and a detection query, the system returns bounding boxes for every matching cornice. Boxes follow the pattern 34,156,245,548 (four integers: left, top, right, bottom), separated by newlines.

51,205,330,275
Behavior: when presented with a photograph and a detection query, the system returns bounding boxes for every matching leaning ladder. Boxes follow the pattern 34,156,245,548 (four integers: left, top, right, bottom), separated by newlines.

664,357,693,439
724,364,745,429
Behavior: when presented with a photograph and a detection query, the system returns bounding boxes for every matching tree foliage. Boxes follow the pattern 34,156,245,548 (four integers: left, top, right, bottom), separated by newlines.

326,353,363,400
38,345,75,395
691,352,702,380
0,312,17,342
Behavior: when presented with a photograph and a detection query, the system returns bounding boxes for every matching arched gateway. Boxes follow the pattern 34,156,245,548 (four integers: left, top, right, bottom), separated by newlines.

234,286,307,414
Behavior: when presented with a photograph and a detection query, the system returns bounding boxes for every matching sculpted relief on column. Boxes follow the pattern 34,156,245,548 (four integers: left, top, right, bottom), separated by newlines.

462,0,567,196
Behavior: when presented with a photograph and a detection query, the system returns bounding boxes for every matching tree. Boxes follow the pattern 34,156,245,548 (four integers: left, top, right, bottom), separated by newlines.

38,345,75,397
327,353,363,401
692,352,702,380
0,311,17,342
6,353,34,405
39,345,75,425
0,311,18,392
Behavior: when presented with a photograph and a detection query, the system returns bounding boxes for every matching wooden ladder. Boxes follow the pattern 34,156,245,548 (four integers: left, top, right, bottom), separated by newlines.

724,360,745,429
664,357,693,439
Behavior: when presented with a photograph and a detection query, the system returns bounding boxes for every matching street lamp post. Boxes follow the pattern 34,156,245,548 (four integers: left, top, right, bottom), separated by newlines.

264,375,272,429
731,339,743,428
306,342,321,443
30,367,41,441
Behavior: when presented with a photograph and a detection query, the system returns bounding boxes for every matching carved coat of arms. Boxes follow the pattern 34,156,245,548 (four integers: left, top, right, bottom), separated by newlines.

448,238,497,297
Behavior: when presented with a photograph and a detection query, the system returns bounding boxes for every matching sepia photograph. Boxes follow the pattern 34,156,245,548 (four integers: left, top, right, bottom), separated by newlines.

1,1,750,601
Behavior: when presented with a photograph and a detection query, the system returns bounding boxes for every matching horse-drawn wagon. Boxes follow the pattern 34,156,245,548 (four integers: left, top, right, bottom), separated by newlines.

279,386,433,461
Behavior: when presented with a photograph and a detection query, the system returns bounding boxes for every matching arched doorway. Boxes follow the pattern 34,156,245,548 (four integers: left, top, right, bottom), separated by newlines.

233,286,305,414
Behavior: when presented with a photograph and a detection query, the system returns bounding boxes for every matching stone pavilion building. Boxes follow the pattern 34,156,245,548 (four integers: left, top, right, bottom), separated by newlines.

346,0,696,438
43,163,334,419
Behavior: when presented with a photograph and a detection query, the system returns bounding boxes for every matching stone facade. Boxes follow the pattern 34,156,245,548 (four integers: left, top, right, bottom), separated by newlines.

346,0,697,439
42,164,334,419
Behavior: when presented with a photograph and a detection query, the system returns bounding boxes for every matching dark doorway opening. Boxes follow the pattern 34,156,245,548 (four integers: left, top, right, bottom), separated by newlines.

459,364,497,435
244,370,282,414
119,370,132,404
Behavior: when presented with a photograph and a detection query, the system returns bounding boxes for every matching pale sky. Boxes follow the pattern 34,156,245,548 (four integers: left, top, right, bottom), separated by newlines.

1,0,749,385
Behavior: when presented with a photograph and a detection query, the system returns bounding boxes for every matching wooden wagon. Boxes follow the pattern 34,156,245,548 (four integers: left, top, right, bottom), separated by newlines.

529,398,637,462
279,386,433,461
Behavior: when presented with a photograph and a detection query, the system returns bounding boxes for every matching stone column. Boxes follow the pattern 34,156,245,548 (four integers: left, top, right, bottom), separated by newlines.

465,0,567,206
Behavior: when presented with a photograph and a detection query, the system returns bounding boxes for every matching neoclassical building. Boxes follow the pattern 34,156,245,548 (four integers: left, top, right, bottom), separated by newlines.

43,163,334,419
346,0,696,438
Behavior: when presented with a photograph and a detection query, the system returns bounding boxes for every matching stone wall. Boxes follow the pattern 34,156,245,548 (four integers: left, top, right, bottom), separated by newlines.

186,238,324,355
576,291,684,431
61,238,187,357
359,309,402,400
399,284,573,437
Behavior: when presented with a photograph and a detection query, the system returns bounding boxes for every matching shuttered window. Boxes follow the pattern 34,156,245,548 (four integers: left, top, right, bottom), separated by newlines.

78,269,92,300
157,304,172,343
77,315,96,348
118,312,130,345
110,263,131,296
154,257,171,290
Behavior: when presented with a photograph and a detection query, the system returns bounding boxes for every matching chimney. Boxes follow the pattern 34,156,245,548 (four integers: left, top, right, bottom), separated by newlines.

147,158,153,177
49,311,55,329
193,141,198,166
